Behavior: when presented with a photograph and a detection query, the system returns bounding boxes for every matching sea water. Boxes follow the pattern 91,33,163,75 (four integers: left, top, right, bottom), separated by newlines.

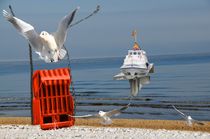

0,53,210,121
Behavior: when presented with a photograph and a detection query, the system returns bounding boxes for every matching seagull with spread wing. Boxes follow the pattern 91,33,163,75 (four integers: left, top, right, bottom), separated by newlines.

172,105,204,126
3,7,79,63
69,103,130,125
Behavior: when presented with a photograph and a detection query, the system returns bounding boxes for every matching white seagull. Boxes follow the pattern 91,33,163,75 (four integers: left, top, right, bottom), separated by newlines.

69,103,130,125
2,7,79,63
172,105,204,126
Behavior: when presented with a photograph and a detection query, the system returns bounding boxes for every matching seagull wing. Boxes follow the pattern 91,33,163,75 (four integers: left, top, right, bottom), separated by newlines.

172,105,188,118
53,7,79,49
3,10,43,52
69,113,100,118
106,103,130,117
192,119,205,125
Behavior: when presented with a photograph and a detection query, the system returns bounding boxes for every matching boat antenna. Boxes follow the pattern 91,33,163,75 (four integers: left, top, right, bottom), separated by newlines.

132,30,137,43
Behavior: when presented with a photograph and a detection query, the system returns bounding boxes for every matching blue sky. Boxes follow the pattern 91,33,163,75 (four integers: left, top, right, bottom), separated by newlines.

0,0,210,60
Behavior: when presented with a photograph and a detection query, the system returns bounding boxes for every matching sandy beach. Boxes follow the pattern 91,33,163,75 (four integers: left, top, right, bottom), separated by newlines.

0,117,210,139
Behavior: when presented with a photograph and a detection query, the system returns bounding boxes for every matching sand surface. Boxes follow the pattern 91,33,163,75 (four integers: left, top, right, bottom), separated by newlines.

0,117,210,139
0,117,210,132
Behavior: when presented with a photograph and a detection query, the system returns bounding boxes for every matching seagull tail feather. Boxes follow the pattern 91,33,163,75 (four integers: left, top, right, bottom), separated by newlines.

58,48,67,60
3,10,13,21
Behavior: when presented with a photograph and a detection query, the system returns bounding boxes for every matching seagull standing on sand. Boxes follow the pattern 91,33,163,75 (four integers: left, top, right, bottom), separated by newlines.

172,105,204,126
2,7,79,63
69,103,130,125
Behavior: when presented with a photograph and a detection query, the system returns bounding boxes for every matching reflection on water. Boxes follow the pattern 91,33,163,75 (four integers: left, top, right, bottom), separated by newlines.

0,53,210,120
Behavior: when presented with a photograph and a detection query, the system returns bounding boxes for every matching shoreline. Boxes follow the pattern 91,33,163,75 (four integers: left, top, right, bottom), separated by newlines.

0,117,210,133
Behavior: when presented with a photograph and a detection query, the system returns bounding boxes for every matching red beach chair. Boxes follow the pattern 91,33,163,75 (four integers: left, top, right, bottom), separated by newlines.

32,68,74,129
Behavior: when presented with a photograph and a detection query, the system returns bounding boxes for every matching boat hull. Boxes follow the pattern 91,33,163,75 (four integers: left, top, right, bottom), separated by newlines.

121,67,148,77
121,63,154,78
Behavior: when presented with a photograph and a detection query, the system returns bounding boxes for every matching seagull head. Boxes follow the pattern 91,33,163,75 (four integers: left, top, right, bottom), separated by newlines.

187,116,193,120
40,31,49,41
98,111,106,117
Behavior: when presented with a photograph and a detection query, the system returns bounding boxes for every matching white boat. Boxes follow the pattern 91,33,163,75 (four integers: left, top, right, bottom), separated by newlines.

114,31,154,80
120,42,154,78
114,30,154,96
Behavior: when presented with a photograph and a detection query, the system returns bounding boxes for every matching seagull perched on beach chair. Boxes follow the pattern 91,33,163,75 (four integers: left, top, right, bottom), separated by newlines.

2,7,79,63
69,103,130,125
172,105,204,126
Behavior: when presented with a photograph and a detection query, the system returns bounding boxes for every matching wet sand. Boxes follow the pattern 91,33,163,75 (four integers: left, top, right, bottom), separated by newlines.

0,117,210,133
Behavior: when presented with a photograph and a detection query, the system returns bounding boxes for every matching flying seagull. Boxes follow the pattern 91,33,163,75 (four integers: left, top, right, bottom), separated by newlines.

69,103,130,125
3,7,79,63
172,105,204,126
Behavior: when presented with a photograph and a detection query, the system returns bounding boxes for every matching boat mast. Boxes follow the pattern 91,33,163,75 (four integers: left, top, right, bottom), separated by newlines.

132,30,137,43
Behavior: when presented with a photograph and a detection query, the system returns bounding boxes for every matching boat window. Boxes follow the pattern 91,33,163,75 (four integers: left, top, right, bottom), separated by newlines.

129,52,132,55
138,52,140,55
134,52,137,55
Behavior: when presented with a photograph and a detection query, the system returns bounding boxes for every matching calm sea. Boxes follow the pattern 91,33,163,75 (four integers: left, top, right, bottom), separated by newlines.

0,53,210,121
